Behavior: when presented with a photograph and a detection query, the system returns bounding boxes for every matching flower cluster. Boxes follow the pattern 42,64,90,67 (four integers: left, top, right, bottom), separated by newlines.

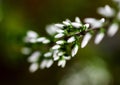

22,0,120,72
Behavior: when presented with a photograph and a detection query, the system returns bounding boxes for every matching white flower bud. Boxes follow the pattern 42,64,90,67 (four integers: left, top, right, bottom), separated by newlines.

58,52,65,56
71,44,79,57
63,21,70,26
29,63,39,73
67,36,76,43
55,24,64,28
56,40,65,44
46,59,53,68
58,60,66,68
98,5,115,17
36,37,46,42
53,50,59,61
27,30,38,38
75,17,81,23
42,39,50,44
28,51,41,63
84,24,90,28
44,52,52,57
81,33,92,48
55,33,64,38
107,23,119,37
94,33,105,44
52,45,61,50
71,22,82,28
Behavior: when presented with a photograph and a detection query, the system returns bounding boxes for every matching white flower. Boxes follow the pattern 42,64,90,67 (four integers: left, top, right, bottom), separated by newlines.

42,39,50,44
21,47,31,55
84,24,90,28
28,51,41,63
67,36,76,43
71,44,79,57
63,21,70,26
55,33,64,38
71,22,82,28
29,63,39,73
75,17,81,23
107,23,119,37
84,18,105,28
45,24,60,35
36,37,46,42
98,5,115,17
81,33,92,48
27,30,38,38
56,40,65,44
58,59,66,68
53,50,59,61
44,52,52,57
40,59,53,69
56,29,64,33
58,51,65,56
52,45,61,50
94,32,105,44
55,23,64,28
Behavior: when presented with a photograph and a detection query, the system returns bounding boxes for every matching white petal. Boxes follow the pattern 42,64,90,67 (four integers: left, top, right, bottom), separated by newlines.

64,56,71,60
94,33,104,44
42,39,50,44
46,59,54,68
58,51,65,56
98,5,115,17
100,18,105,23
71,44,79,57
56,40,65,44
27,30,38,38
107,23,119,37
44,52,52,57
28,51,41,63
81,33,92,48
29,63,39,73
71,22,82,28
75,17,81,23
55,33,64,38
21,47,31,55
67,36,76,43
58,60,66,68
52,45,61,50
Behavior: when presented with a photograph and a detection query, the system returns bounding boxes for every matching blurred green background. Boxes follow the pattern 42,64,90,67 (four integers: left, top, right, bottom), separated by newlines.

0,0,120,85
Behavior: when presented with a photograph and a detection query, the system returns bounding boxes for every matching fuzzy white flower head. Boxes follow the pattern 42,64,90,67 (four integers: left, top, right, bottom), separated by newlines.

98,5,115,17
84,18,105,29
58,59,66,68
56,40,65,44
45,24,60,35
67,36,76,43
71,44,79,57
29,63,39,73
81,33,92,48
28,51,41,63
55,33,64,38
94,32,105,44
21,47,31,55
107,23,119,37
